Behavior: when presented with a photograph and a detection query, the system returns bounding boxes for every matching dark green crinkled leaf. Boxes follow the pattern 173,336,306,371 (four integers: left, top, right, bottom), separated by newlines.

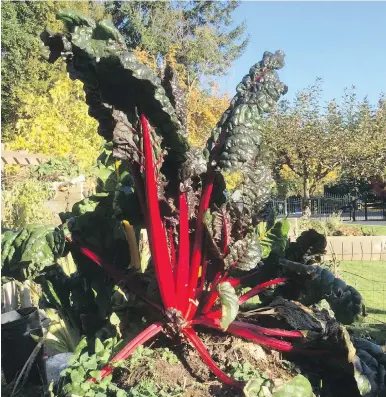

286,229,327,263
217,281,239,330
206,50,287,172
272,375,313,397
341,327,373,396
179,147,207,180
224,233,262,271
230,159,273,220
56,9,96,30
203,209,223,260
1,225,67,282
161,62,188,133
279,259,365,325
260,219,290,259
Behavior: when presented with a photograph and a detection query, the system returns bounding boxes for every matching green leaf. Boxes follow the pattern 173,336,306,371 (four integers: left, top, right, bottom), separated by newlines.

110,312,121,327
95,338,104,354
260,219,290,259
116,390,126,397
224,233,262,271
272,375,313,397
81,381,92,392
217,282,239,330
89,370,102,381
83,355,98,371
71,337,88,361
100,374,113,387
1,225,67,282
243,377,273,397
206,51,287,172
80,351,90,362
70,366,85,384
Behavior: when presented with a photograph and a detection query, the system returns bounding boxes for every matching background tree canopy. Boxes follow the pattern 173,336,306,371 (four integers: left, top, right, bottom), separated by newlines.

105,1,249,83
263,79,386,206
1,0,246,173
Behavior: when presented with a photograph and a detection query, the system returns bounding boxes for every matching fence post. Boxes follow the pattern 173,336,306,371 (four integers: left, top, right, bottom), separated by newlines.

364,197,368,221
284,199,288,216
383,196,386,220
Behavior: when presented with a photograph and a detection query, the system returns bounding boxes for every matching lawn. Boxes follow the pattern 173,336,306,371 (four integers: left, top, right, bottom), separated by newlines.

339,260,386,324
348,224,386,236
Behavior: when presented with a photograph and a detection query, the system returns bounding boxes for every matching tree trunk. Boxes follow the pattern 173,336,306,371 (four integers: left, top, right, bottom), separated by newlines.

302,177,311,217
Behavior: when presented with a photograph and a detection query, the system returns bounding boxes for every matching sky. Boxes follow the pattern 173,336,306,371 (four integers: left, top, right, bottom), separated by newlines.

216,1,386,107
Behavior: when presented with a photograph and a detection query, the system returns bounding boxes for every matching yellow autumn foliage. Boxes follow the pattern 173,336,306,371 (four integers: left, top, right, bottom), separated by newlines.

7,77,102,172
187,83,229,147
280,164,339,195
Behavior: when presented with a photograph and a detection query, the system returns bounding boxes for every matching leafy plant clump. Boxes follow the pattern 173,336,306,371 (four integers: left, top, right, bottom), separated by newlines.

2,10,386,397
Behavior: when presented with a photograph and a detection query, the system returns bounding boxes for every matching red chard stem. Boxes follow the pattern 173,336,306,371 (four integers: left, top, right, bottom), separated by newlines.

141,114,176,309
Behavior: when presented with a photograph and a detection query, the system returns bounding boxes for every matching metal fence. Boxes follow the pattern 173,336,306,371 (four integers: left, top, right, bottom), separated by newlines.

270,194,386,221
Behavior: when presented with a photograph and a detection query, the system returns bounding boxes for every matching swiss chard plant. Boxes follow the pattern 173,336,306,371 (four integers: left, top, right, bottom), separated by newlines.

2,10,385,397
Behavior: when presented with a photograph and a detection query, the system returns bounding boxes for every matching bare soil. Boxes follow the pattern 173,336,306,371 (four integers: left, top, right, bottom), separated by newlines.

116,332,298,396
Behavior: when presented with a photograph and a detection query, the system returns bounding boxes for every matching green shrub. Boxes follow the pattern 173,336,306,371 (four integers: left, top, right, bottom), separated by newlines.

2,178,56,230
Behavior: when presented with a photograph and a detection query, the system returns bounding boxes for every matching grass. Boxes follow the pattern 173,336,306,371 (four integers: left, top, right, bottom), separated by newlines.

347,224,386,236
339,261,386,324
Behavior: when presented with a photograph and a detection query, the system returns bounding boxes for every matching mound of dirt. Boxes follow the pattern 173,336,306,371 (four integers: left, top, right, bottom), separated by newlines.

115,332,299,397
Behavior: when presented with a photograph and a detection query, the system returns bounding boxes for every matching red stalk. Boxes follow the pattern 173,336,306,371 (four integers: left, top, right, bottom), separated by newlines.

168,225,176,270
200,274,280,315
200,278,288,320
231,321,303,338
200,245,251,315
186,170,215,318
221,207,229,255
227,323,295,352
238,278,287,304
92,322,163,381
182,327,243,389
228,323,328,355
175,192,190,312
141,114,176,309
197,254,208,296
191,318,303,339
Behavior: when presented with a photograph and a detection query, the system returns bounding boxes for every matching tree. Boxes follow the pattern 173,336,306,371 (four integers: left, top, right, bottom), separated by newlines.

344,94,386,180
264,80,386,212
106,1,248,85
6,77,101,172
1,1,105,137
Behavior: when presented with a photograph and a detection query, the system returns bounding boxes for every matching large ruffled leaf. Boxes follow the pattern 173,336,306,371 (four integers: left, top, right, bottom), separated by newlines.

206,51,287,172
1,225,67,282
260,219,290,259
217,281,239,330
279,259,365,325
